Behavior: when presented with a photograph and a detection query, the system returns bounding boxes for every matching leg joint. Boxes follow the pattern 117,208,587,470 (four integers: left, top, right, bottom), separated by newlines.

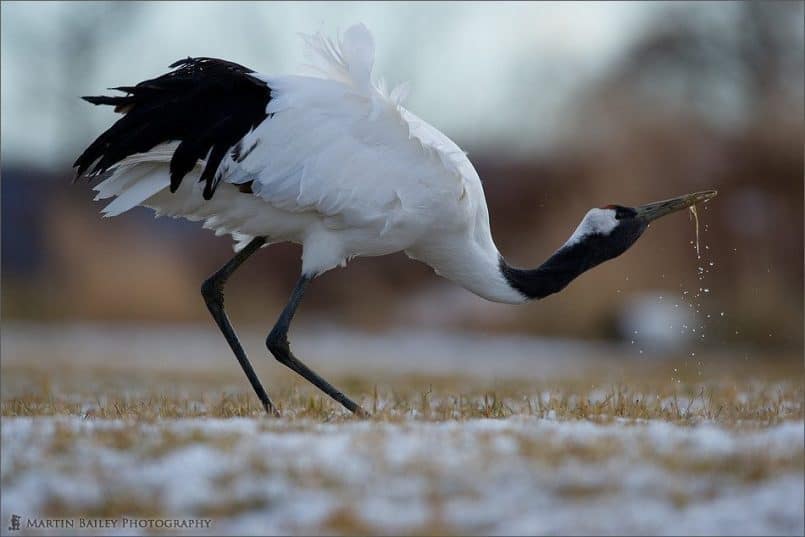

265,328,289,356
200,275,223,306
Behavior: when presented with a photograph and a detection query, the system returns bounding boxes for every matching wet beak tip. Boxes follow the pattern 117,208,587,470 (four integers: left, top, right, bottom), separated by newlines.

696,189,718,203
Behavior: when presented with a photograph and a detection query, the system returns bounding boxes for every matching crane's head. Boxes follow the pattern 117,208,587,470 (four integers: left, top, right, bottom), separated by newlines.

500,190,717,301
567,190,718,265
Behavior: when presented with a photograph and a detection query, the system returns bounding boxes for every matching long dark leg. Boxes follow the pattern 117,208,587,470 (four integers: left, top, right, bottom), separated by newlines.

201,237,278,416
266,275,369,417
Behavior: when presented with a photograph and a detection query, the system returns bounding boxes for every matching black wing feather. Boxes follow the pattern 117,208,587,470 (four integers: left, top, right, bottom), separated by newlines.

74,57,271,200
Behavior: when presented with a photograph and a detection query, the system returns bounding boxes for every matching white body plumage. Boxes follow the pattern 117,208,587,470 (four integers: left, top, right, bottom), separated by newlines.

93,24,524,304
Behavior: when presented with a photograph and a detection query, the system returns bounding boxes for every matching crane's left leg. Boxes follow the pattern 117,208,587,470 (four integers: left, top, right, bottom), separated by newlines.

266,275,369,417
202,237,277,416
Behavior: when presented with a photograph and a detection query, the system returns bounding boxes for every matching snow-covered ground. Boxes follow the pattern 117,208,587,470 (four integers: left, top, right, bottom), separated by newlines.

2,323,803,535
2,416,803,536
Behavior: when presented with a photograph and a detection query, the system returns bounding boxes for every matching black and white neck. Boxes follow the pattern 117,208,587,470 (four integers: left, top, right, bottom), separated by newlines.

424,189,715,305
498,206,647,302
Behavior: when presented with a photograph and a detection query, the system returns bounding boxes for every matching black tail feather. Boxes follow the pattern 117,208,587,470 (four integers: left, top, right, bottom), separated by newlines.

74,57,271,198
81,95,134,107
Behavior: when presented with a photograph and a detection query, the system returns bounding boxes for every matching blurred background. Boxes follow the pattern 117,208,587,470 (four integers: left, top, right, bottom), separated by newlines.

2,1,803,353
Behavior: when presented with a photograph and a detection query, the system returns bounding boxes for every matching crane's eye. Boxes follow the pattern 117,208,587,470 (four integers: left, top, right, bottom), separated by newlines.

614,207,637,220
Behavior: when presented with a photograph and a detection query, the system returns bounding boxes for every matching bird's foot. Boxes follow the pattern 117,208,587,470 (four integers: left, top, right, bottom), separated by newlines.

263,401,281,418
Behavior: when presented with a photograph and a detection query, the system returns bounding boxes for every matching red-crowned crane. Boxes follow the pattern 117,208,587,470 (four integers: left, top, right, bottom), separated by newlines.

74,24,716,416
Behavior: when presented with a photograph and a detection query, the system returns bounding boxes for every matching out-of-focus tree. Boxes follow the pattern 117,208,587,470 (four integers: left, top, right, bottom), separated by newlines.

571,2,803,137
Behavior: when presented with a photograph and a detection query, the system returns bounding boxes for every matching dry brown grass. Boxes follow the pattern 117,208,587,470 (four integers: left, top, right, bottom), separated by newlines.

2,352,801,427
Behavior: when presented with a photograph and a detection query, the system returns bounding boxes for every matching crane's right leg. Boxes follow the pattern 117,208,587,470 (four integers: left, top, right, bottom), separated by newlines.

200,237,278,416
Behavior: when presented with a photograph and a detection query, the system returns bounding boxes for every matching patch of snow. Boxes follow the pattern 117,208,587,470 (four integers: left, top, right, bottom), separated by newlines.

2,416,802,535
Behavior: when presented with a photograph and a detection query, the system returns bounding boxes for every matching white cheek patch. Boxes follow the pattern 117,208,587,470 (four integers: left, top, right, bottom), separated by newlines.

566,208,619,246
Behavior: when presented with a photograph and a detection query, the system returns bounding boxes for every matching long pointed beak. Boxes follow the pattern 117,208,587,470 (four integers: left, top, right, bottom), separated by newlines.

634,190,718,222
